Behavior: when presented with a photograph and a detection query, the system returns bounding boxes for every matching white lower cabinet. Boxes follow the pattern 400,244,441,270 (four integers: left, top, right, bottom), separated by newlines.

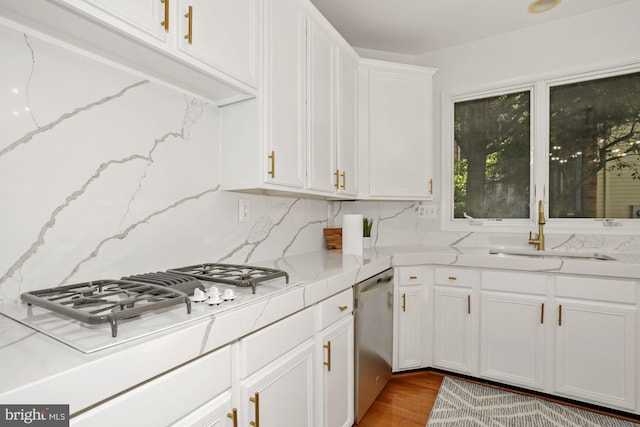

316,287,354,427
239,306,316,427
240,341,315,427
479,270,547,390
480,291,546,390
433,287,474,374
392,264,638,414
396,286,422,371
554,276,636,410
317,316,354,427
433,268,476,374
393,266,429,372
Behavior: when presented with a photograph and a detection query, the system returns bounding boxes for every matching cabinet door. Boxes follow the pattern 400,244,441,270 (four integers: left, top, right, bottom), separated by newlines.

396,286,422,370
480,291,545,390
318,316,354,427
241,341,315,427
336,47,358,196
262,0,306,188
368,68,433,199
555,299,636,410
176,0,257,86
433,287,473,373
78,0,167,42
306,17,336,194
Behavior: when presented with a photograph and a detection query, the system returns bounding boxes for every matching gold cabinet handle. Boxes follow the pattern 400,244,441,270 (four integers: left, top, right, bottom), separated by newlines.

402,293,406,312
409,275,417,279
540,303,544,324
558,304,562,326
467,295,471,314
338,305,348,312
249,392,260,427
184,5,193,44
340,171,346,190
448,276,457,281
268,150,275,178
160,0,169,31
226,408,238,427
429,178,433,195
323,341,332,371
334,169,339,189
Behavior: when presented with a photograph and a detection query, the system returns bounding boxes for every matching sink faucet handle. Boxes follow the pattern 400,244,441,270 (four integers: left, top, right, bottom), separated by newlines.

537,200,546,224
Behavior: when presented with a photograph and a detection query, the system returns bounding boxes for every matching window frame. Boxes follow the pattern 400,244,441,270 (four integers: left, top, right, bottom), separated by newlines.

441,61,640,234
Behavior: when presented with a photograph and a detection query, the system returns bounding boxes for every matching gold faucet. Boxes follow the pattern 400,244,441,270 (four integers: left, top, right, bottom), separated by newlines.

528,200,545,251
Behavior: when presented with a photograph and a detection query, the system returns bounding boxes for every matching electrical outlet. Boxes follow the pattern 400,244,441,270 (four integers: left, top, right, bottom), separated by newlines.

238,199,249,223
418,203,437,218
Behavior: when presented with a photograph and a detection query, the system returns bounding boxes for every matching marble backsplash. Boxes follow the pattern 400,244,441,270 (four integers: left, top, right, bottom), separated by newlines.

332,200,640,257
0,21,329,303
2,19,638,304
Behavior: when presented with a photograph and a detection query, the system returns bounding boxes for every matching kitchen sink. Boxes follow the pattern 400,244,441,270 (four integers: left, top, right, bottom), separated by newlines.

488,248,617,261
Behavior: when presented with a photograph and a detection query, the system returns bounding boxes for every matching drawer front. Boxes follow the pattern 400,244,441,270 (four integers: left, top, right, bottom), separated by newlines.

482,270,547,294
556,275,636,303
240,307,315,378
72,346,231,426
318,287,353,330
434,267,473,287
397,267,423,286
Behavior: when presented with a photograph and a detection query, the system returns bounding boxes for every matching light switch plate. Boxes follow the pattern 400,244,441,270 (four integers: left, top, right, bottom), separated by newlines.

238,199,249,222
418,203,437,218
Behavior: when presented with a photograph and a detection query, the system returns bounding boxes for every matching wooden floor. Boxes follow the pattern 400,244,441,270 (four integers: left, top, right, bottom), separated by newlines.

356,370,640,426
356,371,444,427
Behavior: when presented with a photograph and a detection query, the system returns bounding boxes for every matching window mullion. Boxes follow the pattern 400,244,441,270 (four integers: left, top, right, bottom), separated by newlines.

533,81,550,224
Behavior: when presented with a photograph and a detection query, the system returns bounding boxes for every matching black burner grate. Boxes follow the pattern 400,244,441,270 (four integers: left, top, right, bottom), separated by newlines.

121,272,204,296
167,263,289,294
21,280,191,337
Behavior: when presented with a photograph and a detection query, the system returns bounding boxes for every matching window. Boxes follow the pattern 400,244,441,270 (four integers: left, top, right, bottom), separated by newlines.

447,66,640,230
549,72,640,219
453,90,531,219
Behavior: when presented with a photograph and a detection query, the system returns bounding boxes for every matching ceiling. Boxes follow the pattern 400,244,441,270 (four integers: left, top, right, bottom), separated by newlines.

308,0,631,55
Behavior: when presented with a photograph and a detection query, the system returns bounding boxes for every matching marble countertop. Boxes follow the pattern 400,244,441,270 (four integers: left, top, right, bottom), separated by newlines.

377,245,640,279
0,245,638,414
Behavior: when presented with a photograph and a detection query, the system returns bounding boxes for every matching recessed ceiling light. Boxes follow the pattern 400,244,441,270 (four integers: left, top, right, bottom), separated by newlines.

528,0,562,14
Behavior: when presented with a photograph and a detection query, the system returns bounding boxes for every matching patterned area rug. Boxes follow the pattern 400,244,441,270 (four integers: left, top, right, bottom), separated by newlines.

427,377,639,426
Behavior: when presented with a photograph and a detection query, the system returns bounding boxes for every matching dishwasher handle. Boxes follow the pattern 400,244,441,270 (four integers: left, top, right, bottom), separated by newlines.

357,269,393,293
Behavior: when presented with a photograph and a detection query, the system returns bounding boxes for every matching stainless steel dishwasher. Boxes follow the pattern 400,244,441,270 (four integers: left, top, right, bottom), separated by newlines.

354,268,394,423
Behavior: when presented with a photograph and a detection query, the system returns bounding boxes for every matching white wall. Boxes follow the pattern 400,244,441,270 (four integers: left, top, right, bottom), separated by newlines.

415,0,640,227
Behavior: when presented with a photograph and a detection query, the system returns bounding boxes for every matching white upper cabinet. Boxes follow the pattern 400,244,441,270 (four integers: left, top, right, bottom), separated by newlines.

176,0,258,87
307,16,337,194
306,15,359,197
220,0,359,198
80,0,169,42
335,46,359,197
0,0,258,101
262,0,307,189
359,60,437,199
220,0,306,192
80,0,259,88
